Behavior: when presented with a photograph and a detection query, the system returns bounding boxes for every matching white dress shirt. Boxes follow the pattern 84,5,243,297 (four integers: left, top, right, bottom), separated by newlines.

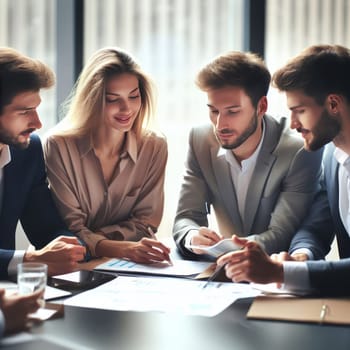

334,147,350,235
185,121,265,248
224,125,264,220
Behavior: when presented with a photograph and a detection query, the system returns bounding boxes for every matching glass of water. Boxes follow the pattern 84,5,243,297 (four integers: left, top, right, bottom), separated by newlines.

17,262,47,307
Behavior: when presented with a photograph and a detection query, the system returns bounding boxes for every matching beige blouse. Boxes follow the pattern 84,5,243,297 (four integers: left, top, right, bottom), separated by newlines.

44,131,168,257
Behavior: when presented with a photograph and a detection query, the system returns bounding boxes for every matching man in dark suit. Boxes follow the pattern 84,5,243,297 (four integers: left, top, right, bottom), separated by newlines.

217,44,350,296
0,47,86,280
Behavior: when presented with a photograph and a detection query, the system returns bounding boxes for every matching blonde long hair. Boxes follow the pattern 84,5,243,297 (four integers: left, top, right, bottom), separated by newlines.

53,47,156,139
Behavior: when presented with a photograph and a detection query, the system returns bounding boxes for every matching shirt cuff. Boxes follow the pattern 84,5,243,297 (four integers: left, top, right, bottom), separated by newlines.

77,230,106,258
0,309,5,338
283,261,312,294
8,250,25,276
184,230,198,251
291,248,314,260
247,234,265,250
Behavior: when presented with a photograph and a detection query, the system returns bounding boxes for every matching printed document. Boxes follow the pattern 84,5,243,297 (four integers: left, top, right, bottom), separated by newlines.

94,258,213,277
0,281,71,300
64,276,260,317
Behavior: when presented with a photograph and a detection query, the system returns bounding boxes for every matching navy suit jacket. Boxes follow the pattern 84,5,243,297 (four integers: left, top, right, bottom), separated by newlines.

290,143,350,295
0,134,69,278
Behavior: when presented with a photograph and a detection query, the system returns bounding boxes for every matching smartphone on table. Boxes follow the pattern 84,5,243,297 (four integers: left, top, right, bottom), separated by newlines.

48,270,116,291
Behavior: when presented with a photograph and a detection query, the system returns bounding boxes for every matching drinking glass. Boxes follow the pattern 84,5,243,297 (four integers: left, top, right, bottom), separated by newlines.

17,262,47,307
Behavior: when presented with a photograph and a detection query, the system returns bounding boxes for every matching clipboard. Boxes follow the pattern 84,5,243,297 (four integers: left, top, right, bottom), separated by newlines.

247,295,350,325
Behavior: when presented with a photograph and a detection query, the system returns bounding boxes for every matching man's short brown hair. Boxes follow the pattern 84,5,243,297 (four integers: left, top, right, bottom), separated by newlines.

272,45,350,105
0,47,55,114
196,51,271,107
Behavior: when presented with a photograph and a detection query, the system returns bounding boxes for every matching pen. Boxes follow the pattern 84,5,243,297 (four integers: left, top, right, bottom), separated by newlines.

319,304,328,324
205,201,211,215
147,226,173,266
202,263,226,289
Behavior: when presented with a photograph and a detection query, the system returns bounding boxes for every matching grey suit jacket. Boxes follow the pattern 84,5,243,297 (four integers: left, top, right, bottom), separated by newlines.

173,115,323,258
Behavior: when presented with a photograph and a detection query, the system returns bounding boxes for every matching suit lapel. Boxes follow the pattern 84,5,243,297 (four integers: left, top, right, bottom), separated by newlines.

0,147,25,246
243,116,281,233
2,148,25,217
243,151,276,233
328,154,339,207
326,146,344,233
211,146,244,234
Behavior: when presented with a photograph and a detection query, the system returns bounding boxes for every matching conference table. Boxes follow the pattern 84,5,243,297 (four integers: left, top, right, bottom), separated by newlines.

29,296,350,350
6,249,350,350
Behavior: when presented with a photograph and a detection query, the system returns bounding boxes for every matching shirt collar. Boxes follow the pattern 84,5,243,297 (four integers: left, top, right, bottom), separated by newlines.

218,118,266,169
334,146,350,167
78,131,138,163
123,131,137,163
0,145,11,169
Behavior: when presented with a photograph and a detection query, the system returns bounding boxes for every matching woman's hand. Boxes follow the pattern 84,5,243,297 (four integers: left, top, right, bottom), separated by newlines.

96,238,171,264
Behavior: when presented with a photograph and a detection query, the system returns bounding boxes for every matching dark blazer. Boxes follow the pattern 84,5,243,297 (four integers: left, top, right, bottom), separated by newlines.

0,134,69,278
290,143,350,295
173,115,323,258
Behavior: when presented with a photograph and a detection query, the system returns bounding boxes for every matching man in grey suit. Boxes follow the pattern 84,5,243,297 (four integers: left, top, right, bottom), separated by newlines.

218,45,350,296
173,51,323,259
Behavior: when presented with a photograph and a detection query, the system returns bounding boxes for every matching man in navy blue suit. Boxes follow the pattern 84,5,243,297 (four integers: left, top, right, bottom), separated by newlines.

217,44,350,296
0,47,86,282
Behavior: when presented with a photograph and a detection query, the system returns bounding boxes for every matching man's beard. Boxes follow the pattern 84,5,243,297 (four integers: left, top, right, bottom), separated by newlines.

301,108,341,151
217,111,259,150
0,128,33,149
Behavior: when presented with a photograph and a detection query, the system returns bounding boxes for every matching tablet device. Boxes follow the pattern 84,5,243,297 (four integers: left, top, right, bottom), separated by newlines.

48,270,116,291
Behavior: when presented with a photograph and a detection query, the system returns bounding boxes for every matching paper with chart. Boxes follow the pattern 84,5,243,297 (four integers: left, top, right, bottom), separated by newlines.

187,238,241,257
64,275,260,317
94,258,213,277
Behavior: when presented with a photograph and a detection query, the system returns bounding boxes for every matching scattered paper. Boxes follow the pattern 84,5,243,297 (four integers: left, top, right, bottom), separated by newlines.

45,285,71,300
95,258,212,277
64,276,260,317
0,280,71,300
187,238,240,257
251,283,309,296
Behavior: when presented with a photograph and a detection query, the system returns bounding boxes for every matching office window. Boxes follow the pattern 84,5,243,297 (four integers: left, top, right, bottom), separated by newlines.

266,0,350,117
84,0,245,235
0,0,57,132
0,0,57,249
265,0,350,260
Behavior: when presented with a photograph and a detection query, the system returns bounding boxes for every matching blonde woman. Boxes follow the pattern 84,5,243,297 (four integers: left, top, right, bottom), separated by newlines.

44,47,170,263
